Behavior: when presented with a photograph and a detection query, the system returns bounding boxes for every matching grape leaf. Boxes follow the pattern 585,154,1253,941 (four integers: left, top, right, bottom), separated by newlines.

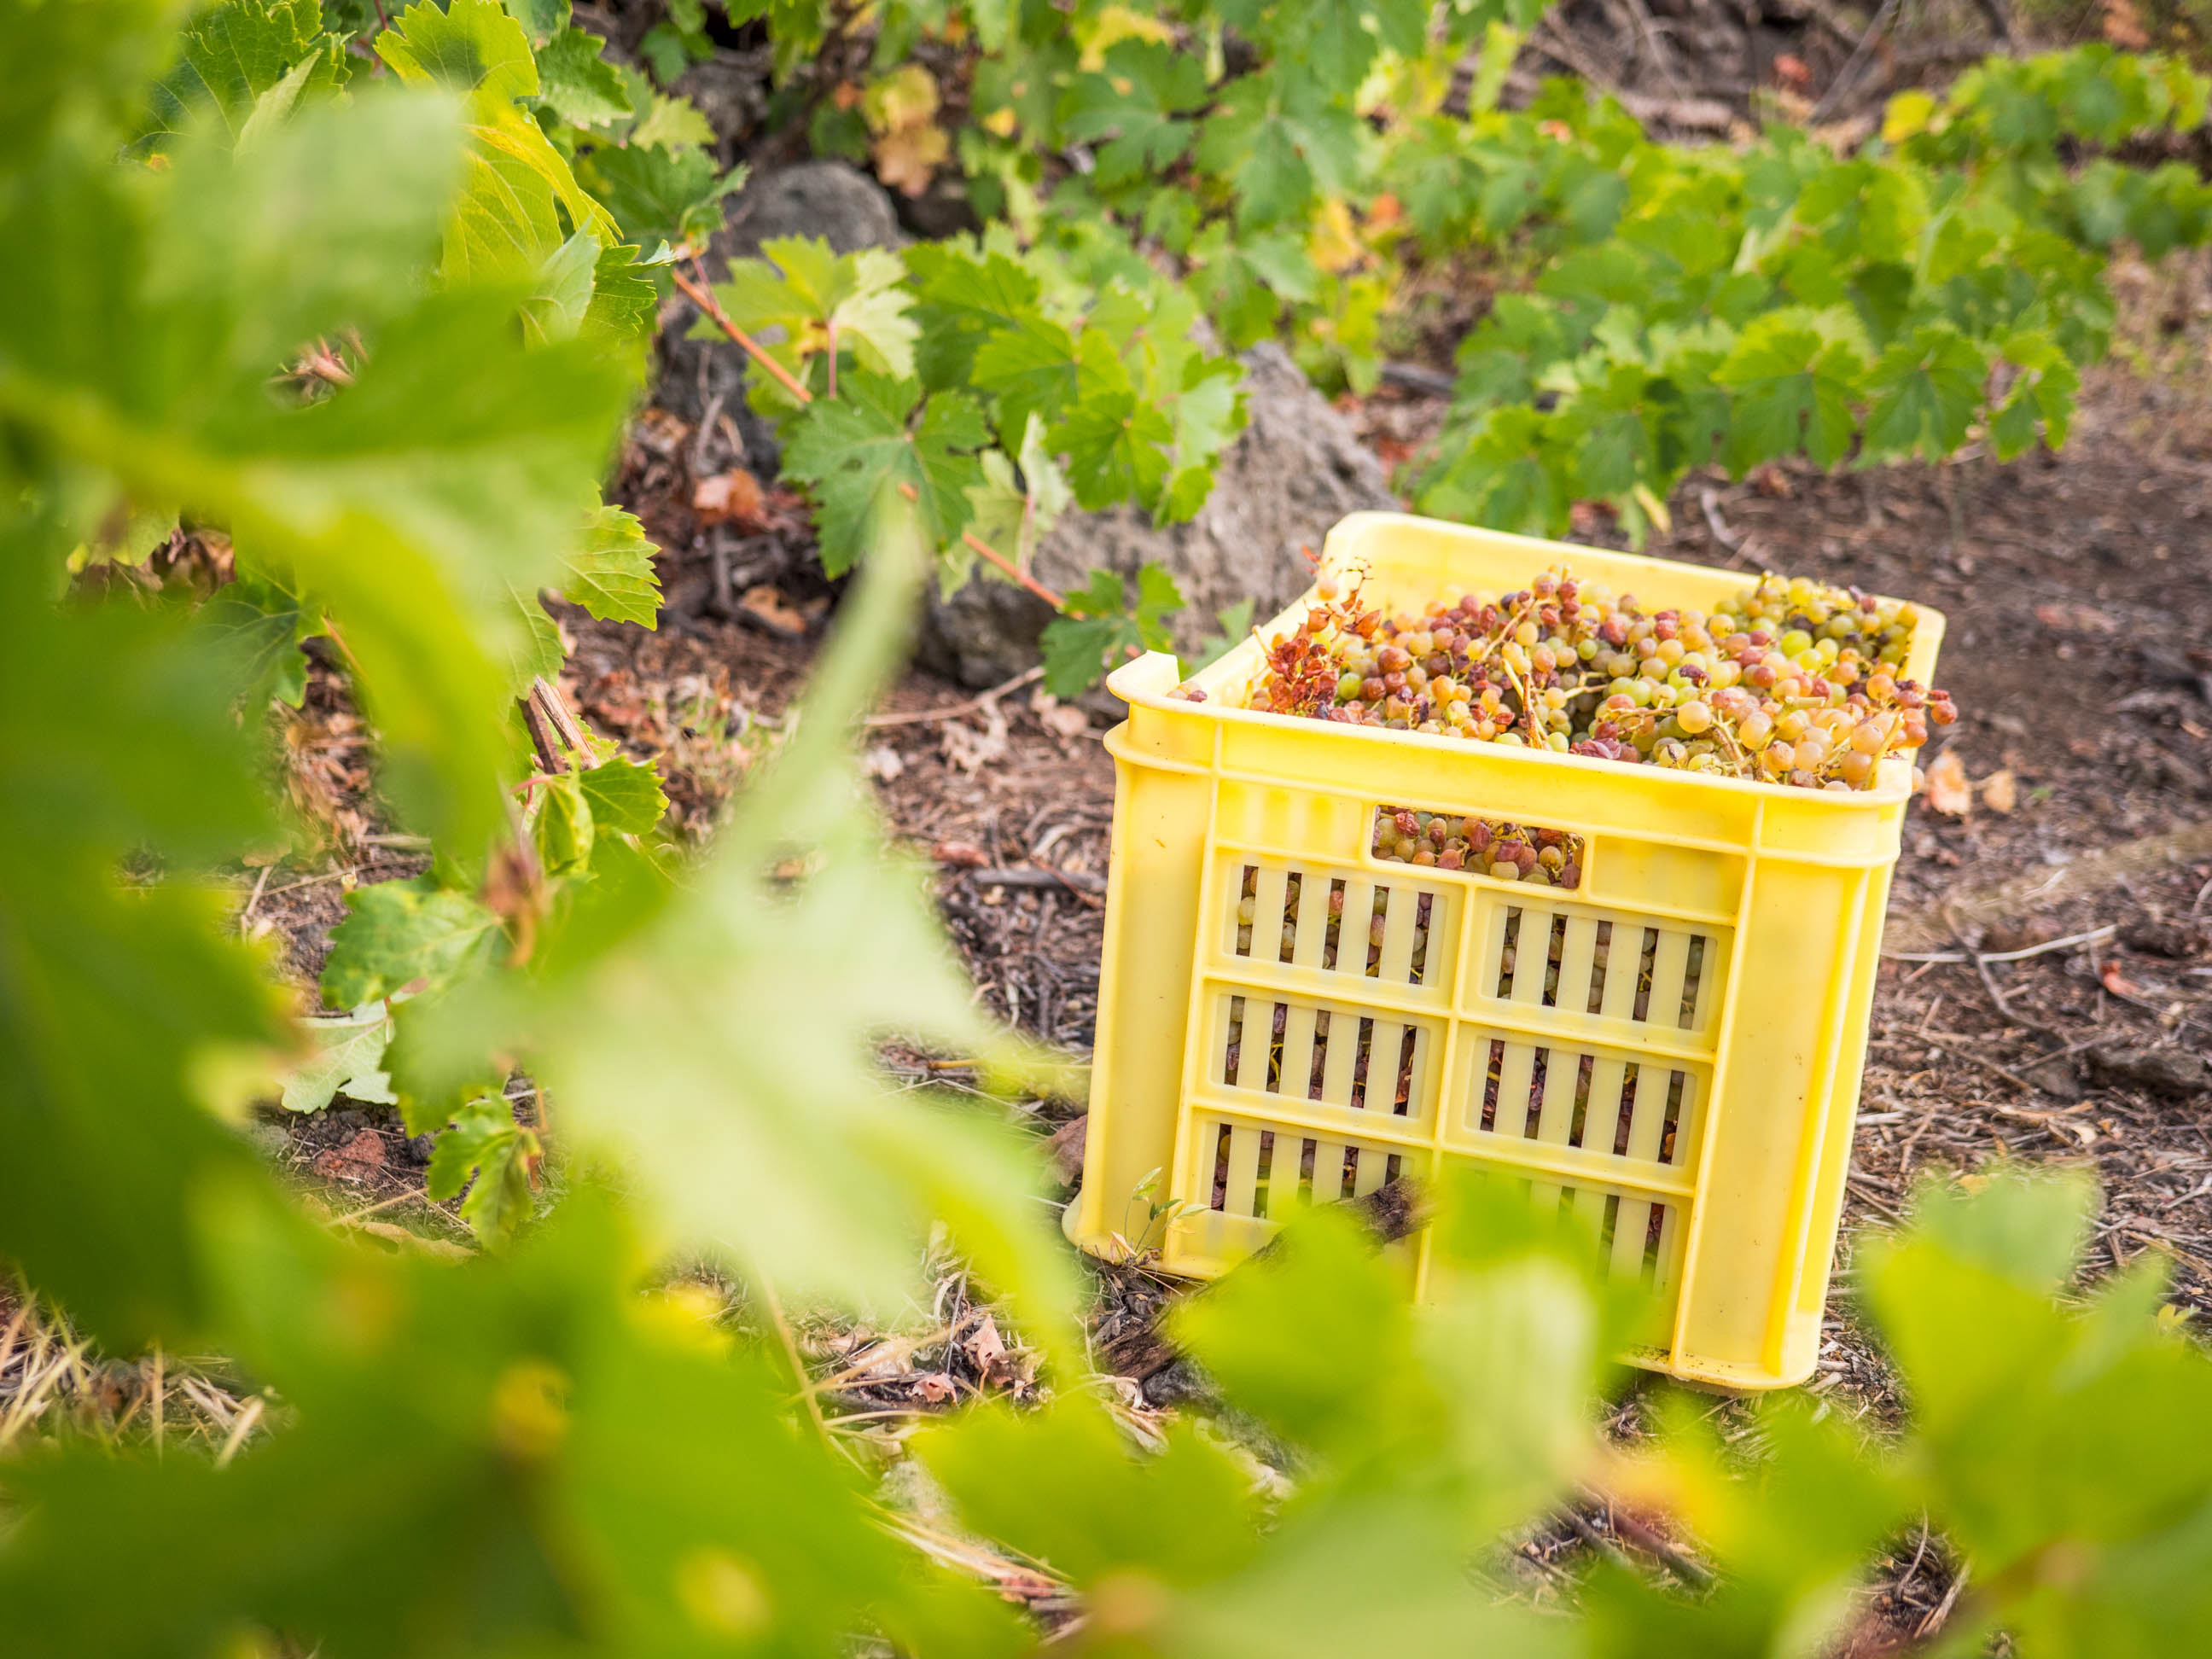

0,1194,1024,1657
1,97,637,853
379,0,620,278
1058,39,1208,189
1195,69,1364,229
579,754,670,836
971,311,1088,451
201,571,323,707
502,0,571,39
533,769,597,877
958,412,1074,595
405,504,1081,1346
1860,323,1990,463
710,236,921,397
426,1093,541,1246
321,877,505,1010
559,502,662,625
780,375,987,575
1058,382,1177,512
922,1401,1265,1587
282,1003,399,1113
138,0,350,154
1988,327,2079,460
628,90,715,150
520,228,603,344
1418,404,1573,538
1039,563,1183,696
0,545,286,1348
582,240,660,340
576,143,742,250
533,26,633,128
1713,309,1868,474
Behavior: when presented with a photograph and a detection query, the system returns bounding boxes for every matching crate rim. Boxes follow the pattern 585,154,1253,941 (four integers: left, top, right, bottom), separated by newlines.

1106,510,1949,815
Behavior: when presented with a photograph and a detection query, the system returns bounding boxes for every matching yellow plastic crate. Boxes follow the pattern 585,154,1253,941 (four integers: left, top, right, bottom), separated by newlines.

1063,511,1946,1390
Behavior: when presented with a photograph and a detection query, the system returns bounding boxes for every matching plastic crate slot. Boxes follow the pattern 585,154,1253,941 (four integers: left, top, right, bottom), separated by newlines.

1539,912,1569,1008
1678,935,1708,1029
1582,919,1614,1013
1232,863,1440,987
1467,1039,1700,1172
1494,909,1523,998
1462,1167,1678,1294
1629,928,1660,1021
1207,1119,1402,1218
1220,994,1429,1117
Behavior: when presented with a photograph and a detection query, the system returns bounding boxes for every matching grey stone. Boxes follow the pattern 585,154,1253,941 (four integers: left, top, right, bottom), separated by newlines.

917,341,1400,690
712,159,907,270
656,161,909,465
668,49,772,160
2087,1044,2211,1099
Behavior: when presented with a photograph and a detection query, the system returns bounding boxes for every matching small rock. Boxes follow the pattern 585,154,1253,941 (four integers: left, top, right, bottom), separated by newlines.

1982,918,2056,956
2122,917,2202,959
311,1129,389,1183
1140,1357,1214,1409
2025,1056,2087,1104
242,1119,291,1161
2087,1045,2212,1100
406,1133,438,1166
712,160,907,269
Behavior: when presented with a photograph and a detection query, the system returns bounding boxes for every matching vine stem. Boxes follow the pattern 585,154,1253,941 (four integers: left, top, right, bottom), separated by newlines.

961,530,1064,609
668,261,814,405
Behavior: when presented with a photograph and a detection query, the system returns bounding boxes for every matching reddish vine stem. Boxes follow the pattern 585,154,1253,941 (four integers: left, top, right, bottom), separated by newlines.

961,531,1064,609
669,261,814,405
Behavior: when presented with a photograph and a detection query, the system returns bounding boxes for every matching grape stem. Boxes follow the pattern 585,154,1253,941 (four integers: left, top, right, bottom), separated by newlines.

668,260,815,406
961,530,1066,609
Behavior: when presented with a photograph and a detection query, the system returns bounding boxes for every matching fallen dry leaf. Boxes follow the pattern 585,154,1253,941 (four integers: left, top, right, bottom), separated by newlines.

911,1372,958,1405
693,467,765,527
1047,1115,1087,1185
963,1313,1010,1384
862,744,906,783
932,840,990,868
873,122,949,196
941,706,1010,774
1981,769,2017,813
2103,0,2151,49
738,585,809,638
1923,749,1973,815
1031,692,1090,741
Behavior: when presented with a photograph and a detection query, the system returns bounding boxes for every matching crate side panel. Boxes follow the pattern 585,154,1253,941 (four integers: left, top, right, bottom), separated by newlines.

1793,864,1894,1318
1587,840,1743,918
1072,760,1214,1254
1672,859,1864,1376
1118,700,1218,768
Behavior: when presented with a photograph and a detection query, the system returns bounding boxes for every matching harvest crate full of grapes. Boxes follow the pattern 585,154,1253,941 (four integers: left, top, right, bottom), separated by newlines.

1068,511,1953,1390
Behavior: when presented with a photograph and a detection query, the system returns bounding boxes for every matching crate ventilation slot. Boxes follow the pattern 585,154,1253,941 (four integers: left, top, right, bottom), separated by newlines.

1232,862,1439,986
1206,1120,1406,1220
1221,994,1429,1115
1471,1039,1695,1165
1490,908,1712,1029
